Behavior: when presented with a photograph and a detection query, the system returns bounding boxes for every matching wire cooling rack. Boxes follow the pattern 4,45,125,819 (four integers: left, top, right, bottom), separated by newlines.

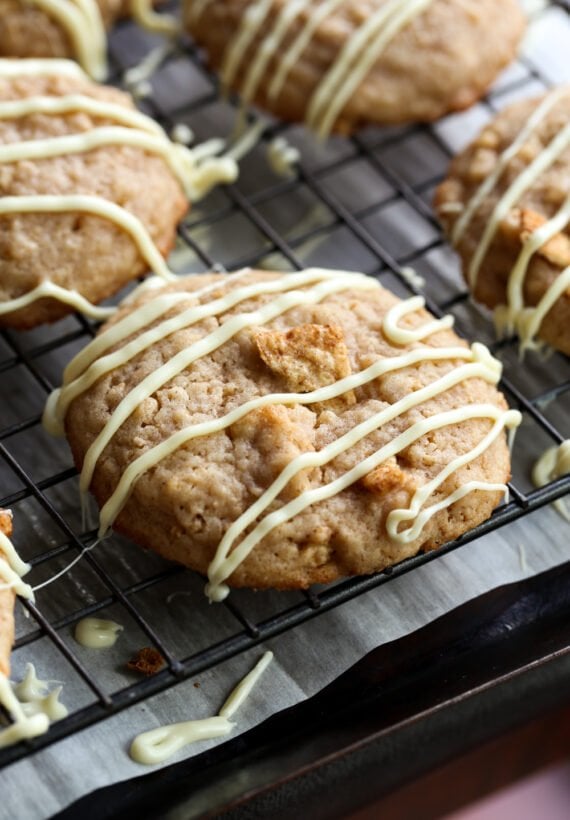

0,0,569,769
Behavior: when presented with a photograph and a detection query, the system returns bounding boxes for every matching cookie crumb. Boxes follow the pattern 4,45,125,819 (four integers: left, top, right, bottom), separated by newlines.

127,647,165,676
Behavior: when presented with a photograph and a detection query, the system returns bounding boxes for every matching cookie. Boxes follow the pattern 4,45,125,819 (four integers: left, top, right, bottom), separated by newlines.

435,88,570,357
48,268,520,598
0,59,189,329
0,511,16,678
183,0,525,138
0,0,173,81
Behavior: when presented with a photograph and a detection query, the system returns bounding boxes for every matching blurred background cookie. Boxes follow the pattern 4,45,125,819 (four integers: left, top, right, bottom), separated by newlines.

184,0,526,138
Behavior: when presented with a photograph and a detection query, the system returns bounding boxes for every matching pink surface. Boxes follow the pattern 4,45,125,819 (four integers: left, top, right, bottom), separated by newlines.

445,762,570,820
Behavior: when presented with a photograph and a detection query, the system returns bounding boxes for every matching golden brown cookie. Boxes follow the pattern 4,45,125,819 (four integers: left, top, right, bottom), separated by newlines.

55,269,519,595
0,66,188,329
435,88,570,356
184,0,525,137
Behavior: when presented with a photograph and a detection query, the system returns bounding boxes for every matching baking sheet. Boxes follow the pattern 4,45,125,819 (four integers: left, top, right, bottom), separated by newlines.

1,5,570,817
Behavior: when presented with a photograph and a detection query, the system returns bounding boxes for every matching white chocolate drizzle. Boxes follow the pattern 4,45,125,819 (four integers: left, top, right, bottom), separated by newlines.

44,270,520,602
130,0,179,36
449,87,570,353
0,676,49,749
197,0,434,139
398,266,425,290
74,617,123,649
130,651,273,765
24,0,107,80
0,664,67,749
532,440,570,521
12,663,68,722
467,119,570,289
451,88,569,247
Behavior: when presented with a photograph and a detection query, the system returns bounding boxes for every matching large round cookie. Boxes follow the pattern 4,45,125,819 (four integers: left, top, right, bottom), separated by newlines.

0,65,187,329
56,269,518,595
435,88,570,357
184,0,525,137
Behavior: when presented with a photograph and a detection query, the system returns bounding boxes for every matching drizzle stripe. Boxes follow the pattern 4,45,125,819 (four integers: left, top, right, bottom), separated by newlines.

239,0,306,106
130,0,179,35
206,404,513,599
517,264,570,353
268,0,346,102
451,88,569,245
468,121,570,288
386,413,518,542
0,126,196,195
221,0,275,89
0,530,33,600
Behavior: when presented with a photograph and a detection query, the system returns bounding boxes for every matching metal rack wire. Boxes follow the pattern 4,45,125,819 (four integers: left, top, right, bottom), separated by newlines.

1,0,569,769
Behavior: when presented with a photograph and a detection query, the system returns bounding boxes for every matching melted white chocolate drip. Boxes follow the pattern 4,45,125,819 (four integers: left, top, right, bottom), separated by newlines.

0,664,68,749
198,0,434,139
450,87,570,353
532,440,570,521
130,651,272,765
74,617,123,648
44,269,520,602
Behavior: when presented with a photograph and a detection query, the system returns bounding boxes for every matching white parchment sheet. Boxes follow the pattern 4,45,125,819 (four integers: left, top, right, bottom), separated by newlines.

0,5,569,818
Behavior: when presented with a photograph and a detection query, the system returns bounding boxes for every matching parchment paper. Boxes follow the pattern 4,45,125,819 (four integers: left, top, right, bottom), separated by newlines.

1,6,569,818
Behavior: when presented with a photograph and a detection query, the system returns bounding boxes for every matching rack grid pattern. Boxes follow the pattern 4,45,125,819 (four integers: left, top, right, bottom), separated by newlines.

0,0,569,768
